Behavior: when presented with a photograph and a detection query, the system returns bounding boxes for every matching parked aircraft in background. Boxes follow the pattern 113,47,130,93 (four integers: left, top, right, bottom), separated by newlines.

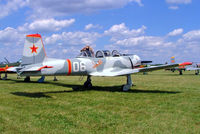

8,34,192,91
165,56,191,75
0,58,21,80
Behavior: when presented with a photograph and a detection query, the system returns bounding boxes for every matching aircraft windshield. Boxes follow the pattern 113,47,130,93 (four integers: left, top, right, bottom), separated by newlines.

102,50,111,57
77,51,88,58
77,50,94,58
112,50,121,57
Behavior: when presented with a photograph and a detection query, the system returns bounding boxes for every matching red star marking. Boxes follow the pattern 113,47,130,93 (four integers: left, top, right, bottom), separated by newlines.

30,44,38,53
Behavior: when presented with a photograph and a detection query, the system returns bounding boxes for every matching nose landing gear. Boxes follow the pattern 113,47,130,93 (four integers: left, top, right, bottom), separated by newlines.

122,74,133,91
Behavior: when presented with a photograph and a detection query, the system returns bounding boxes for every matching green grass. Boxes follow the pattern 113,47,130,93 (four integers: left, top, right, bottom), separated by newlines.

0,70,200,134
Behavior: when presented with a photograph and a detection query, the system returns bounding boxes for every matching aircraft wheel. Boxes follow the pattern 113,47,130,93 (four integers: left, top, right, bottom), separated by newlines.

122,84,131,92
24,76,30,82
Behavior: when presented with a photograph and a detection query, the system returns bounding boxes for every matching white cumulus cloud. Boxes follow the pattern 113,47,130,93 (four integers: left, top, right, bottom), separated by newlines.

0,27,24,46
166,0,192,4
104,23,146,41
182,30,200,41
45,31,101,46
168,28,183,36
115,36,165,47
166,0,192,10
18,18,75,33
85,24,102,30
27,0,143,18
0,0,28,19
168,6,179,10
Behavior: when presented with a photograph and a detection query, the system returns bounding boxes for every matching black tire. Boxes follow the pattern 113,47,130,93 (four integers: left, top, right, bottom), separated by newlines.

84,81,92,88
24,76,30,82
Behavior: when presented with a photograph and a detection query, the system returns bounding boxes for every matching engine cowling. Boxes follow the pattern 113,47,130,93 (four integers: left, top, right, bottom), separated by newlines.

129,55,141,68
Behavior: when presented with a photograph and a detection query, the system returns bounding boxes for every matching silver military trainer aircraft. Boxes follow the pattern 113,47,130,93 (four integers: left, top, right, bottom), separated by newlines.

8,34,192,91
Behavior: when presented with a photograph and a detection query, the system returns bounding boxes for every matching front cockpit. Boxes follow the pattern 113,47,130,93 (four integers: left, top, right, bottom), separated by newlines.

77,51,91,58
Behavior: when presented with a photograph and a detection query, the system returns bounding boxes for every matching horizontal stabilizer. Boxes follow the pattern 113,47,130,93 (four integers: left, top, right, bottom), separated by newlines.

22,65,53,72
7,67,22,72
7,65,53,73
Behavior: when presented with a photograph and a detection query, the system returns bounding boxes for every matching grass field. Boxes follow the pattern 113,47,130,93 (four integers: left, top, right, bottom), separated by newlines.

0,70,200,134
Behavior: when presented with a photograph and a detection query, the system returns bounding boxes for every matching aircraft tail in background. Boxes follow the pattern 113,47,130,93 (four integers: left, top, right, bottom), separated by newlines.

171,56,175,63
21,34,47,65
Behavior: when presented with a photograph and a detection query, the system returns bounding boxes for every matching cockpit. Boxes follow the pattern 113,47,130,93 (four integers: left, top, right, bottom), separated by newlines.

77,49,122,58
95,50,112,58
78,51,91,58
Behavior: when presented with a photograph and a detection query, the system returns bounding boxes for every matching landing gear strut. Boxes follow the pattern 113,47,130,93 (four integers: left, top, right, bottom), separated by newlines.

179,70,183,75
53,76,58,81
24,76,30,82
84,75,92,88
38,76,45,83
122,74,133,91
2,73,8,80
195,70,199,75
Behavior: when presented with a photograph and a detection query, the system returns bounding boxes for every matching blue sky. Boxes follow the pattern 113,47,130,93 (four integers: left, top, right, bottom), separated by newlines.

0,0,200,63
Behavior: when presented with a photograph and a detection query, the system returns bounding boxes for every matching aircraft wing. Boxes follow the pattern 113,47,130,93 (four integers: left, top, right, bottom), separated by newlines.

138,64,179,72
138,62,192,73
89,62,191,77
89,68,139,77
186,67,200,71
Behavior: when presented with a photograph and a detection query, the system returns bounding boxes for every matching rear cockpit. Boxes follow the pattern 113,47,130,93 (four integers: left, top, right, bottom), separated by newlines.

95,50,123,58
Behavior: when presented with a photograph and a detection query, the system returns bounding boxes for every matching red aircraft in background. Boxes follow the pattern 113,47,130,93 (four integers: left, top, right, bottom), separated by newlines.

0,58,20,80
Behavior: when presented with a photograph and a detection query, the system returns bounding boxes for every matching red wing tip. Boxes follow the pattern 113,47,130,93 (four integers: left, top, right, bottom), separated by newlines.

26,34,41,38
179,62,193,66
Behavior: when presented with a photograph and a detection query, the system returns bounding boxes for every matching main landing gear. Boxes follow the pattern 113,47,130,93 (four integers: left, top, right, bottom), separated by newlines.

24,76,30,82
195,70,199,75
122,74,133,91
83,75,133,91
179,70,183,75
84,75,92,88
0,73,8,80
2,73,8,80
38,76,45,83
24,76,46,83
53,76,58,81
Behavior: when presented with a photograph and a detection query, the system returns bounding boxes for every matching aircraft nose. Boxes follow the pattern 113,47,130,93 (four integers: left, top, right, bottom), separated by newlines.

134,55,141,61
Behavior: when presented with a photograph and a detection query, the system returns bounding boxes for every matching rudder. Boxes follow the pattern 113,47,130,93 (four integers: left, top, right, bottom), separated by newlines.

21,34,46,65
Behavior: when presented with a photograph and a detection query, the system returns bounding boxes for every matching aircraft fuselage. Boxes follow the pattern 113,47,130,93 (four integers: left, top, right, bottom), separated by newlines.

20,55,141,77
